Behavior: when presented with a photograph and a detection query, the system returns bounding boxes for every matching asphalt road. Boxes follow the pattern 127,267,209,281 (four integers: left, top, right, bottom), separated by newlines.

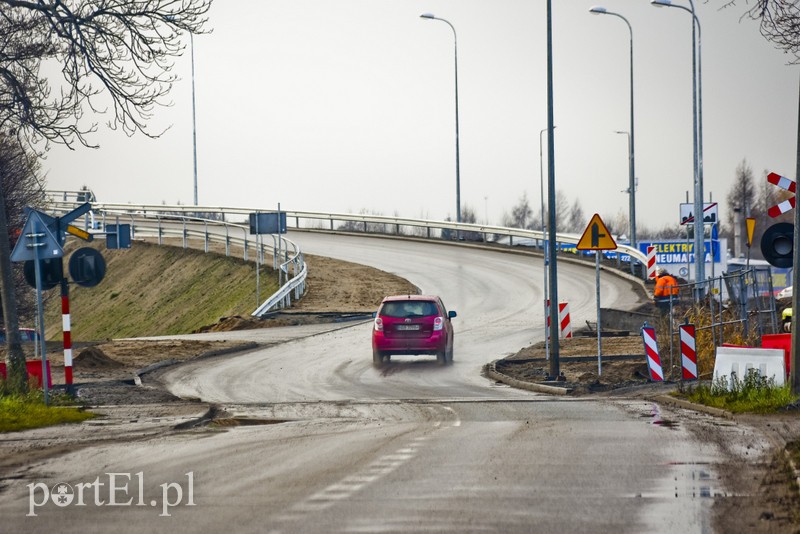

0,233,727,533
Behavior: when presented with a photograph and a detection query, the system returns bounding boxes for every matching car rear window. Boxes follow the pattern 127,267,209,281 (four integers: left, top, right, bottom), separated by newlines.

380,300,439,318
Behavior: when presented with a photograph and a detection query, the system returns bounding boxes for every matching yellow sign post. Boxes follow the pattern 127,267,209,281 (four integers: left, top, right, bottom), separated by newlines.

576,213,617,376
745,217,756,247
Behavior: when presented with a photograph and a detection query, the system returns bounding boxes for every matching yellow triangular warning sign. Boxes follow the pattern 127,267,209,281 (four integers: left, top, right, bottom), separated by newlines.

576,214,617,251
745,217,756,247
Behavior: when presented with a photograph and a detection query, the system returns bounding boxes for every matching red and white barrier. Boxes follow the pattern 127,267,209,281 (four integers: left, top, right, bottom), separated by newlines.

679,323,697,380
641,325,664,381
559,302,572,339
646,246,657,279
546,301,573,339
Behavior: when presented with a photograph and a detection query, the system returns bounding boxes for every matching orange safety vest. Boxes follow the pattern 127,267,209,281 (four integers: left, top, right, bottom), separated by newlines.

654,275,679,297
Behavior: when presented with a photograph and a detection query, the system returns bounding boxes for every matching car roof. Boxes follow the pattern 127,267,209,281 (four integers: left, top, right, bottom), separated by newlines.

381,295,439,303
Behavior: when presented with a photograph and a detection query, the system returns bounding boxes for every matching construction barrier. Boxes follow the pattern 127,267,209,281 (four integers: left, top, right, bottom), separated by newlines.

559,302,572,339
646,246,657,279
546,301,572,339
714,346,786,388
761,333,791,377
641,324,664,381
679,323,698,380
0,360,53,388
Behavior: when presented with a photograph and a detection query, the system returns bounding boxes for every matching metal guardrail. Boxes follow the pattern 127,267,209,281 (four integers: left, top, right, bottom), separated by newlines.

46,194,649,272
46,198,306,316
45,192,651,318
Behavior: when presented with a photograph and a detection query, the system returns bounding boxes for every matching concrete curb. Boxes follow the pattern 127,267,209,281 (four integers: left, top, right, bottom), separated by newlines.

133,342,260,384
484,361,572,395
652,394,735,419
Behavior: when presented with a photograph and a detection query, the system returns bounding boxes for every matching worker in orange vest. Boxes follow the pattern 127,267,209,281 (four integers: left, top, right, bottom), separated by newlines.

654,268,679,310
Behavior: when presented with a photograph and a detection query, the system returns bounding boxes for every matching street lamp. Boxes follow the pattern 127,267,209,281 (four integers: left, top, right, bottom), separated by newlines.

540,126,556,361
167,18,199,206
614,130,635,237
189,31,198,206
590,6,637,262
652,0,705,297
420,13,461,226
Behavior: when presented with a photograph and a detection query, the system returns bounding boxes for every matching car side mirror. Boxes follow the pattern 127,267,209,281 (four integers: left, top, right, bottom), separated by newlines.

448,311,457,319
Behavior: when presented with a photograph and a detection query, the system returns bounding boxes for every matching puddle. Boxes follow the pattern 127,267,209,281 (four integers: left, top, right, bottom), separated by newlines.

642,403,680,430
652,419,679,429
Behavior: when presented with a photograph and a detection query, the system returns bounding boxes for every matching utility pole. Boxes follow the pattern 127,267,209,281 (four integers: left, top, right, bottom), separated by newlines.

791,73,800,396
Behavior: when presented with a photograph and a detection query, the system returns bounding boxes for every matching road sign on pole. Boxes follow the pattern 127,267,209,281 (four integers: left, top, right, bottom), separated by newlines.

10,212,64,263
767,172,796,218
680,202,718,226
576,214,617,251
576,214,617,373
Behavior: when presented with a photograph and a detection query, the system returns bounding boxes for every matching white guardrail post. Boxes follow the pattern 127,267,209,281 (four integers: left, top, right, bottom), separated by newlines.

44,192,649,316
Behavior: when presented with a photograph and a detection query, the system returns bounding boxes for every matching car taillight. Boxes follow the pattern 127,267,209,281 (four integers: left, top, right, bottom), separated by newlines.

433,317,444,331
374,317,384,332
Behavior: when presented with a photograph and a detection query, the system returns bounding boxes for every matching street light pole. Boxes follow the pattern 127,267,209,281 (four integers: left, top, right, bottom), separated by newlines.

190,31,198,206
420,13,461,226
590,6,637,265
539,127,553,361
546,0,559,378
614,130,634,248
652,0,704,298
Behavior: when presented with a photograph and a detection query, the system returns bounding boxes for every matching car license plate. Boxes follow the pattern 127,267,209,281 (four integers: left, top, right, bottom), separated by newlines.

397,324,420,331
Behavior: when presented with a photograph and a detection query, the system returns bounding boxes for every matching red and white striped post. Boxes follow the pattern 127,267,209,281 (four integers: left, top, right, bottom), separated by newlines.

61,278,73,393
679,322,698,381
641,324,664,381
546,301,572,339
646,246,657,279
559,302,572,339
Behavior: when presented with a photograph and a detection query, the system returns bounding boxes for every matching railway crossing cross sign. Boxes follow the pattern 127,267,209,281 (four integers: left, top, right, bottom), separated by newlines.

767,172,796,218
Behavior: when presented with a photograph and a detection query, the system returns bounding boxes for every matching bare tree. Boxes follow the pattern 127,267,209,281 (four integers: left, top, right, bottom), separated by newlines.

721,0,800,63
724,159,759,254
0,0,211,392
502,192,534,229
0,136,44,391
554,190,571,232
603,210,629,238
567,198,584,233
459,204,483,241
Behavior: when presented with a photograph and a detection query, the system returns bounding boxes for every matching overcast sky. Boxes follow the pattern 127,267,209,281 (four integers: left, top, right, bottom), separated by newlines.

40,0,798,233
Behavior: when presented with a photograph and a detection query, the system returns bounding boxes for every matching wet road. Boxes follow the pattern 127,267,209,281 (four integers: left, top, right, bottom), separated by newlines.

0,233,724,533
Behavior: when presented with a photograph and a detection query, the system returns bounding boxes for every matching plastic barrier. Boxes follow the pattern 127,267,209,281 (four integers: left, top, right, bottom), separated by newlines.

713,346,786,389
761,333,791,378
0,360,52,388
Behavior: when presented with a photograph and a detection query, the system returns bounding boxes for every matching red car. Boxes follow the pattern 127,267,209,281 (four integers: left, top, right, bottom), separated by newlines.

372,295,457,366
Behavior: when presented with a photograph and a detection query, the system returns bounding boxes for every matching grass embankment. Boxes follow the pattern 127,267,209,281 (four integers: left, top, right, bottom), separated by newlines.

3,239,277,433
0,389,94,432
43,240,279,339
